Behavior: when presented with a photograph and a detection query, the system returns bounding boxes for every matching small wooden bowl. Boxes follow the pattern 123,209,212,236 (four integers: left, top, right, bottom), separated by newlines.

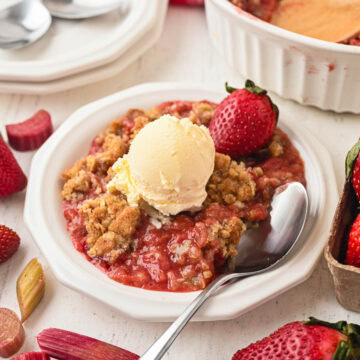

325,180,360,312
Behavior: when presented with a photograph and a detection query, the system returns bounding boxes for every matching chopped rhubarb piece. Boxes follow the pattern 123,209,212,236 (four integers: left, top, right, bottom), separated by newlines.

0,308,25,358
17,258,45,322
0,137,27,197
37,328,140,360
6,110,53,151
11,352,50,360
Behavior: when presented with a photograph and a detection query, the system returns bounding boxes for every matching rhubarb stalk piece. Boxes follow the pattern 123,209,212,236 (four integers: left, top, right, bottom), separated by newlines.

0,308,25,358
6,110,53,151
37,328,140,360
17,258,45,322
11,352,50,360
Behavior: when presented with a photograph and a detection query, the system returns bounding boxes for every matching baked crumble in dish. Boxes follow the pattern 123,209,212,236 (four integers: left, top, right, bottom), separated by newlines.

229,0,360,46
61,83,306,292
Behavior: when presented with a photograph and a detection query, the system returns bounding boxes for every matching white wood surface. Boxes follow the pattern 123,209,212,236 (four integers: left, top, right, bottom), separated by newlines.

1,6,360,359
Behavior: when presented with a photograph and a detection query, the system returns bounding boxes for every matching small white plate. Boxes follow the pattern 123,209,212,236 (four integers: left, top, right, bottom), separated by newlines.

24,83,338,322
0,0,166,82
0,1,167,95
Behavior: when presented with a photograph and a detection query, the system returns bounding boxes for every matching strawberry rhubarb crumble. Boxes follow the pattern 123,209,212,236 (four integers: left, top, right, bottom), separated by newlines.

61,81,305,292
229,0,360,46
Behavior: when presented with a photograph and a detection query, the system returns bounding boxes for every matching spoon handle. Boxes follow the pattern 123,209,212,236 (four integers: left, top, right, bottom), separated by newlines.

139,272,242,360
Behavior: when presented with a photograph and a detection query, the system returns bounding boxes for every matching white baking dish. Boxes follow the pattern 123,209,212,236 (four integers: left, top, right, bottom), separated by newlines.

24,83,337,321
205,0,360,113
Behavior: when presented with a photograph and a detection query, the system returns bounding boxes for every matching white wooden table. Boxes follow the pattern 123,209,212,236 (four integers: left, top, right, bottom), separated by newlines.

1,6,360,359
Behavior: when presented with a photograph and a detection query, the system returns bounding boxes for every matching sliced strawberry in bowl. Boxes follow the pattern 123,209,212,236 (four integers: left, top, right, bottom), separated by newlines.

6,110,53,152
209,80,278,158
0,137,27,197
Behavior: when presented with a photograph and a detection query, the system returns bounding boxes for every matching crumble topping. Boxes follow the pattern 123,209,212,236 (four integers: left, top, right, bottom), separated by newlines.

79,193,140,264
208,216,246,259
205,153,256,206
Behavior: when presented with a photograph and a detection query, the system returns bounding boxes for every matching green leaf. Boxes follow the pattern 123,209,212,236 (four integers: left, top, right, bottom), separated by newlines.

346,139,360,179
225,82,238,94
332,341,351,360
304,317,348,333
347,324,360,359
245,79,267,95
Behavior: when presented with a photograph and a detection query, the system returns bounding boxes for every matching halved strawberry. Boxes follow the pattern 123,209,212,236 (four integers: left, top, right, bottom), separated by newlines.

0,137,27,197
209,80,278,158
6,110,53,151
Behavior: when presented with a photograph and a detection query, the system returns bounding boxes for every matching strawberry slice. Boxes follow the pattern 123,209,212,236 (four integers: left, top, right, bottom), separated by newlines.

0,225,20,264
232,317,360,360
0,308,25,358
11,352,50,360
6,110,53,151
37,328,139,360
0,137,27,197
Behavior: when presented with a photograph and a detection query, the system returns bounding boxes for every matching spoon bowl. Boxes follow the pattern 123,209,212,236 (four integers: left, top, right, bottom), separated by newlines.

0,0,51,50
140,181,308,360
43,0,126,19
230,181,308,273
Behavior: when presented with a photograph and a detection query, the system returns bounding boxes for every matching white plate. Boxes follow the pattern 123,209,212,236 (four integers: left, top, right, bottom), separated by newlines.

24,83,337,322
0,2,167,94
0,0,165,82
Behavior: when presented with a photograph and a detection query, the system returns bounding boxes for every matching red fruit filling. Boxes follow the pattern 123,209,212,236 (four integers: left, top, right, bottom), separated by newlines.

61,100,305,292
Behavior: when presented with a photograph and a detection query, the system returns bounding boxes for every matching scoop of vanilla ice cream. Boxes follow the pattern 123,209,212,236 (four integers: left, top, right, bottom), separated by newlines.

107,114,215,216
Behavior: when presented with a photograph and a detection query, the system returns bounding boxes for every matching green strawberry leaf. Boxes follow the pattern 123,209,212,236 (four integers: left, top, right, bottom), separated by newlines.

347,324,360,360
225,80,279,122
245,79,267,95
346,139,360,179
304,317,348,332
332,340,351,360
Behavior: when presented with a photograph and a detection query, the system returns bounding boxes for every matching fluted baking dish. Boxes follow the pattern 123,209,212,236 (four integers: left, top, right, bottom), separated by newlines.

205,0,360,113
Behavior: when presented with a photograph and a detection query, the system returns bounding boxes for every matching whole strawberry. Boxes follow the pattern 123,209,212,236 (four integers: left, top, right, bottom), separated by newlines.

0,225,20,264
209,80,278,158
346,138,360,202
233,317,360,360
0,136,27,197
345,213,360,267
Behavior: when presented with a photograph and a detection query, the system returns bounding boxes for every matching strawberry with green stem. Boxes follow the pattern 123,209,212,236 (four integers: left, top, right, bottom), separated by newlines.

209,80,278,158
232,317,360,360
345,139,360,267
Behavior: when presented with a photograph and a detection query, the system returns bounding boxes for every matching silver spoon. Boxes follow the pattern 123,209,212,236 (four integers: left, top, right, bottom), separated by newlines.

140,182,308,360
0,0,51,50
43,0,125,19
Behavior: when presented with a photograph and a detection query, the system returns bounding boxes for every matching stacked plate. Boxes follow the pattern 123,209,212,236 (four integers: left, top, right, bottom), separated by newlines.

0,0,168,94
